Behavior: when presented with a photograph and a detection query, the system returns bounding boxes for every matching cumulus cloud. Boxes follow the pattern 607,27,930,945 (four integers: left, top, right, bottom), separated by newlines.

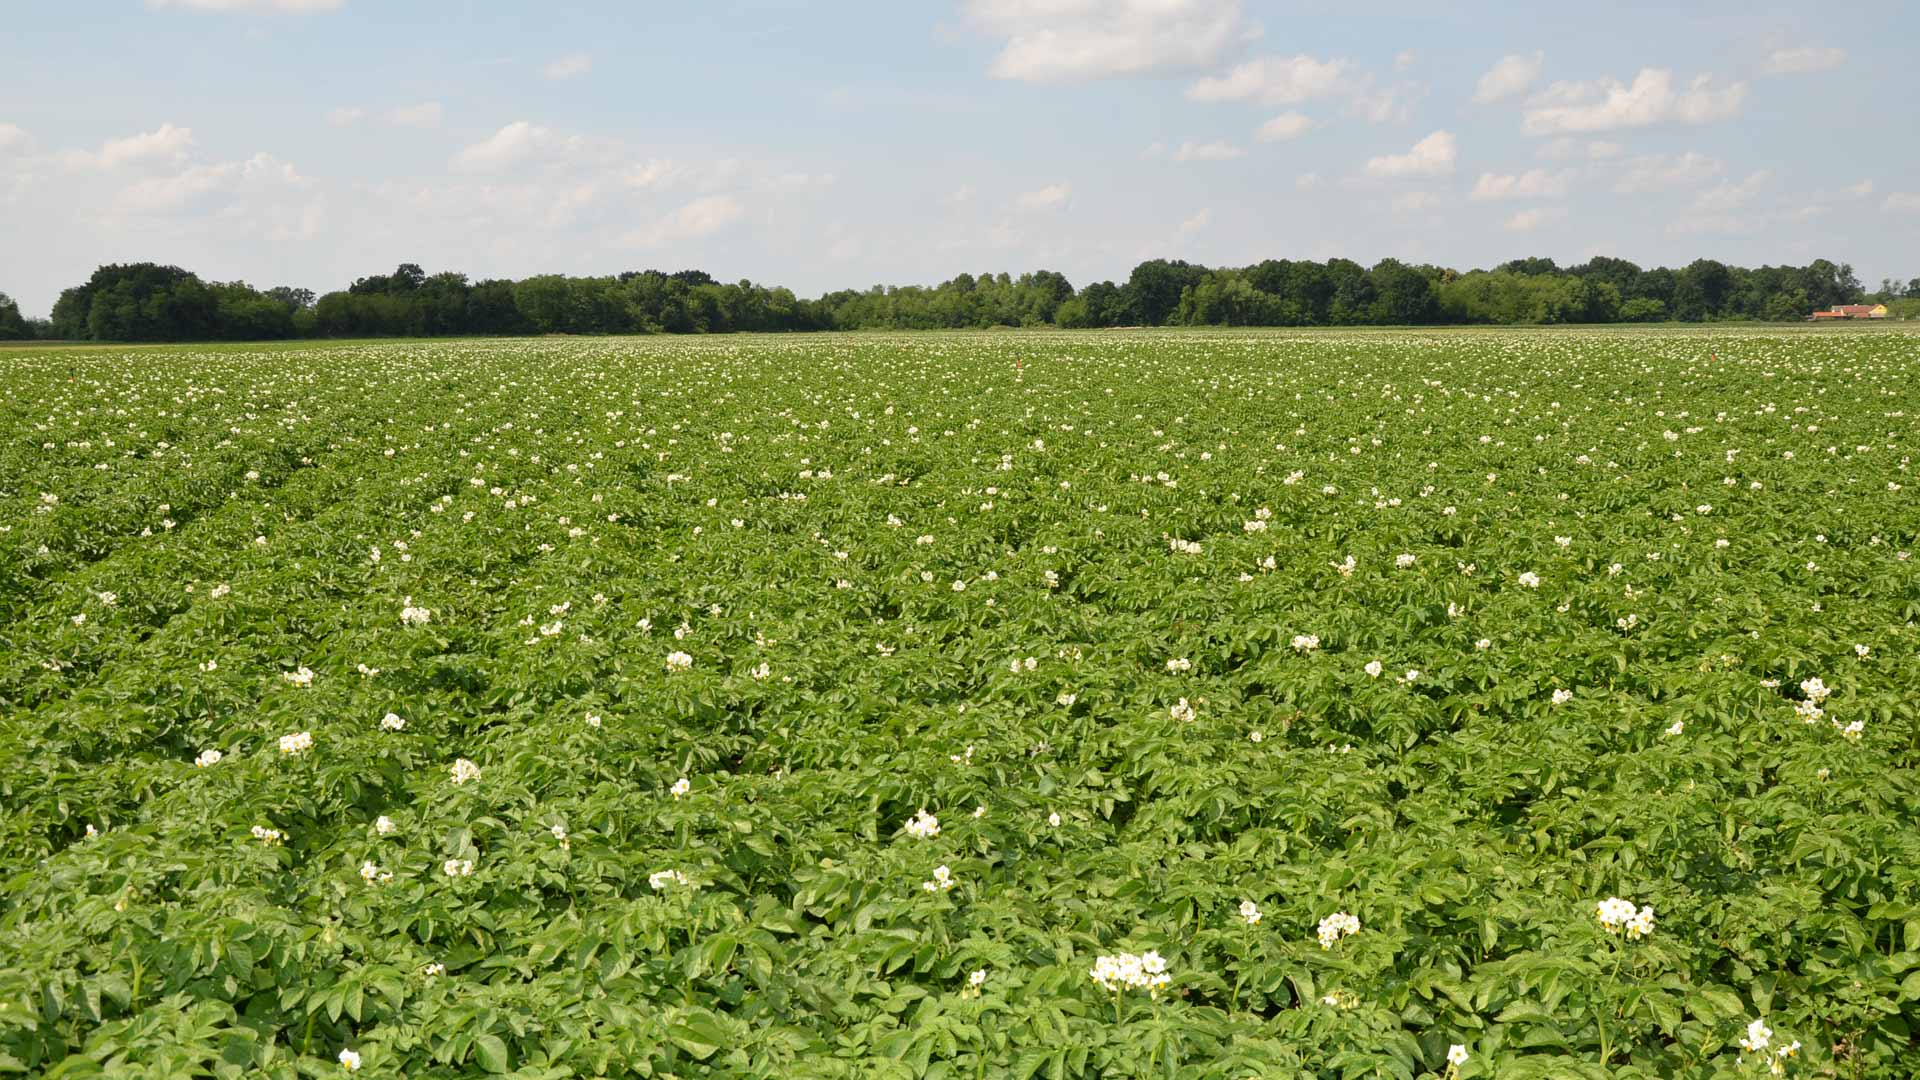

966,0,1260,83
1473,52,1543,104
1844,179,1873,198
67,123,196,170
325,106,366,127
624,159,679,190
0,123,30,152
1668,171,1771,233
1172,139,1245,161
609,194,747,248
1295,172,1321,190
1014,182,1072,211
1762,46,1845,75
1522,68,1746,135
1188,53,1415,126
1884,192,1920,213
1611,152,1722,193
1187,54,1348,104
674,194,745,235
452,121,557,171
1348,81,1422,125
1256,111,1314,141
147,0,343,10
544,53,593,80
1503,207,1564,232
111,152,307,215
1175,208,1211,235
1688,170,1769,214
1363,130,1456,178
1470,168,1572,200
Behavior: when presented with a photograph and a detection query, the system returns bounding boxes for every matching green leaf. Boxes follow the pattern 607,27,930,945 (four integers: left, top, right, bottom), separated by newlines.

473,1034,510,1074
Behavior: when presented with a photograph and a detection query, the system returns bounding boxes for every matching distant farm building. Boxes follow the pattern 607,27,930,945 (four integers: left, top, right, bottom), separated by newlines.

1810,303,1889,320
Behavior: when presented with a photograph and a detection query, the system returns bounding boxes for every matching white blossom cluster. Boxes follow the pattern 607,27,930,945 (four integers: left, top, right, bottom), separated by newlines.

1088,950,1170,996
1595,896,1655,939
1316,911,1361,948
904,809,940,840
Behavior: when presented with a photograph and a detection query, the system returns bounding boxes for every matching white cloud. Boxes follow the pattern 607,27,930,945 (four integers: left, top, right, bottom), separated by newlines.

1014,182,1072,211
452,121,554,171
1522,68,1746,135
544,53,593,80
1612,151,1722,193
1473,52,1543,104
1175,208,1211,235
1295,172,1321,190
615,194,746,248
1845,179,1873,198
111,152,307,215
1172,139,1245,161
68,123,196,170
1586,140,1623,160
1189,53,1414,126
967,0,1260,83
1391,190,1440,213
1348,81,1422,125
1688,170,1769,214
1394,50,1417,73
657,194,740,239
1256,112,1314,141
624,159,679,190
1884,192,1920,213
1187,54,1348,104
1470,168,1572,200
325,106,366,127
0,123,29,152
387,102,443,128
945,184,976,205
1762,46,1845,75
1503,207,1564,232
146,0,343,11
1363,130,1456,178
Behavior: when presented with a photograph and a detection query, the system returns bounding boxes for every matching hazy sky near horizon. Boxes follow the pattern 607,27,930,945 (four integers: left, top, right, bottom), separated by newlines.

1,0,1912,315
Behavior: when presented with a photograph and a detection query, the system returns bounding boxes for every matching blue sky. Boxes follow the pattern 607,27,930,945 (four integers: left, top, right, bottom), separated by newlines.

1,0,1912,315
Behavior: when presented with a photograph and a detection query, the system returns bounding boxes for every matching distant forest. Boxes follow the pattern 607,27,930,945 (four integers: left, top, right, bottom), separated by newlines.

4,256,1918,343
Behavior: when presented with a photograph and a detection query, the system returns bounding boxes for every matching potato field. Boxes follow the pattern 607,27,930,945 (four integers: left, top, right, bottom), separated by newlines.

2,328,1917,1079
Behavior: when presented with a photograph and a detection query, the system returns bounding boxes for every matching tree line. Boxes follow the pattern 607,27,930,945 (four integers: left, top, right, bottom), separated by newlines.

7,256,1918,343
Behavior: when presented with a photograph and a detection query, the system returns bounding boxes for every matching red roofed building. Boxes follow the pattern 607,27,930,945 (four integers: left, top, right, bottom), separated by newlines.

1810,303,1888,320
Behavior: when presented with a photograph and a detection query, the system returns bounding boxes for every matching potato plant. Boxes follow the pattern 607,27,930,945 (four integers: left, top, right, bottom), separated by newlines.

1,328,1916,1078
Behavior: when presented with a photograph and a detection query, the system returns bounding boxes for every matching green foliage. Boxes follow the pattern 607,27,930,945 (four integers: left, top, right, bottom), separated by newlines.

35,253,1897,344
2,328,1917,1076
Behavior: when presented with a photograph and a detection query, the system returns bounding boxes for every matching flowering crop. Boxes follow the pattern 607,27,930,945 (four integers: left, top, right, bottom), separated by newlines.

1,329,1916,1077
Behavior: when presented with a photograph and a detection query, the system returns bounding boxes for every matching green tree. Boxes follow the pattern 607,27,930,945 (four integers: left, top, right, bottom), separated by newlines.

1126,259,1206,326
0,292,28,340
1763,288,1810,322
